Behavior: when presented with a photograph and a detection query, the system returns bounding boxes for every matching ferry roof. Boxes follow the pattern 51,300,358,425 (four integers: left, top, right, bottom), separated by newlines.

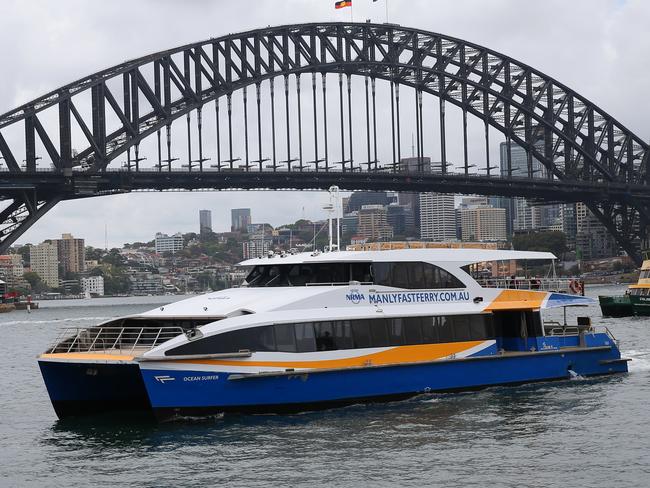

238,249,556,267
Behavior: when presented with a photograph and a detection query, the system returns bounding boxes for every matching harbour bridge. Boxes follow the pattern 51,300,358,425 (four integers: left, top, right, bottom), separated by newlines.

0,23,648,263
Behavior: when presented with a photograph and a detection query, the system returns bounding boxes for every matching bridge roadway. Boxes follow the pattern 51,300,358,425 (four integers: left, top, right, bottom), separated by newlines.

1,168,646,203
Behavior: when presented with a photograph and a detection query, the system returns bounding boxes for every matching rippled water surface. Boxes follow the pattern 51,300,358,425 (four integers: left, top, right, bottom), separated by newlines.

1,287,649,487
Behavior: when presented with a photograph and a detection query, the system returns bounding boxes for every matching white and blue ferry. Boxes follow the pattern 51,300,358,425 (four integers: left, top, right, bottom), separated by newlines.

38,248,629,421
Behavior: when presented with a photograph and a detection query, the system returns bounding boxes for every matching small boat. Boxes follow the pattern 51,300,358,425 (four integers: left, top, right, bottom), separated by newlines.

599,250,650,317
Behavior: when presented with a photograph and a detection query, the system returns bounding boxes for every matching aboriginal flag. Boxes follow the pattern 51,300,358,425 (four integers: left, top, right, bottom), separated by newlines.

335,0,352,9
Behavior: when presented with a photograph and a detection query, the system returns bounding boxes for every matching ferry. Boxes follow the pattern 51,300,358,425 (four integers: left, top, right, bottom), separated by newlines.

599,250,650,317
38,248,629,422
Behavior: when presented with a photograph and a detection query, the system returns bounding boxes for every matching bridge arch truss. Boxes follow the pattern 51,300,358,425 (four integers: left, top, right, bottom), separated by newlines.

0,23,648,262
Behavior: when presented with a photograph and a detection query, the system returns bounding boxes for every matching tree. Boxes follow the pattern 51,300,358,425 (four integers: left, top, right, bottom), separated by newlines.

512,231,567,258
23,271,48,293
102,248,125,267
16,244,31,266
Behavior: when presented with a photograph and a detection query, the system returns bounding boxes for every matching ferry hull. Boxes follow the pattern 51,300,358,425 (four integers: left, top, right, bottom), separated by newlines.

630,295,650,316
38,360,152,419
598,295,634,317
141,340,627,422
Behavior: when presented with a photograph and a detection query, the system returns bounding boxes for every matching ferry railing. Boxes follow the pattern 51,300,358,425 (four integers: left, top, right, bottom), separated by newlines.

477,278,584,295
48,326,184,355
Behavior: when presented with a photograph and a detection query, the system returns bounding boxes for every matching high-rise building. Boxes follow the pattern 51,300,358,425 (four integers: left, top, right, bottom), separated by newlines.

419,193,456,241
30,242,59,288
154,232,184,254
460,206,507,242
199,210,212,235
346,192,392,213
497,141,561,235
386,204,414,237
575,203,617,260
398,157,432,237
55,233,85,275
357,205,393,241
231,208,252,232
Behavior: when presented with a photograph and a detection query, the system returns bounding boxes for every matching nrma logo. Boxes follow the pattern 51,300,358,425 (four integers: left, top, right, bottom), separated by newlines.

346,289,366,304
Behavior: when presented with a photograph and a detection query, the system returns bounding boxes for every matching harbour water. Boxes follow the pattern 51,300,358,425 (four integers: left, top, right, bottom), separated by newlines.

1,286,649,487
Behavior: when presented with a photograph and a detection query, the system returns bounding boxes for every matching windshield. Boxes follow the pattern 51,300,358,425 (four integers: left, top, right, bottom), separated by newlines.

244,262,372,287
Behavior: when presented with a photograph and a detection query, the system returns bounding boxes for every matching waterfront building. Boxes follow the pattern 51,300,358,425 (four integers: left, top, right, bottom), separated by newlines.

199,210,212,235
460,206,507,242
154,232,184,254
0,254,26,290
231,208,252,232
419,193,456,242
357,205,393,242
55,233,85,274
81,276,105,296
243,237,273,259
30,242,59,288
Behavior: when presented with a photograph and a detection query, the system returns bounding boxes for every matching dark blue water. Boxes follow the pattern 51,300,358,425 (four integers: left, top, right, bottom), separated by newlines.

1,287,649,487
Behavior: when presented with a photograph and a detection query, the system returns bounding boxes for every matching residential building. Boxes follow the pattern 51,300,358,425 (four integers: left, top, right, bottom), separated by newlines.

154,232,184,254
419,193,456,241
460,206,507,242
55,233,85,274
341,212,359,237
81,276,105,296
231,208,252,232
30,242,59,288
357,205,393,241
199,210,212,235
243,237,273,259
0,254,26,290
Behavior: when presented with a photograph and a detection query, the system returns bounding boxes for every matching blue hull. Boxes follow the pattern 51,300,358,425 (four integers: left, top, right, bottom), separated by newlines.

141,342,627,421
38,361,152,419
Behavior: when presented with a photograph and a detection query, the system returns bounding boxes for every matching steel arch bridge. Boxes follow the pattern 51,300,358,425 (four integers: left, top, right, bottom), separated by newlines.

0,23,648,262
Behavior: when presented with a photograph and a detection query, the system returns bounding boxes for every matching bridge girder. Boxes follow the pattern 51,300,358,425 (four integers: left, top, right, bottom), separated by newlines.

0,23,648,262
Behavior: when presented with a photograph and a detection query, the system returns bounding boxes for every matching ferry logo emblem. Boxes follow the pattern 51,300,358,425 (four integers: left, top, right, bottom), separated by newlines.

154,375,175,383
346,289,366,304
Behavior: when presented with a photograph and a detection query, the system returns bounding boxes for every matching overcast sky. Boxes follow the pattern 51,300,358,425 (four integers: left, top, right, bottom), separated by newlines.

1,0,648,248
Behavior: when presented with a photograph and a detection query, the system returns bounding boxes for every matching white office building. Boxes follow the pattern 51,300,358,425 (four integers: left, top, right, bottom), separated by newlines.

420,193,457,241
81,275,105,296
155,232,184,254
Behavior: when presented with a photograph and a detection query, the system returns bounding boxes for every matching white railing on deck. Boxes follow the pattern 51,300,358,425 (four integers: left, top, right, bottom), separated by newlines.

48,326,184,355
477,277,583,295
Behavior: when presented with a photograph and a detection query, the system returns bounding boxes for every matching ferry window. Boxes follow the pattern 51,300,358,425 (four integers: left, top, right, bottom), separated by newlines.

391,263,411,289
350,262,372,283
295,323,317,352
164,325,275,356
333,321,354,349
372,262,465,289
453,316,472,341
388,318,404,346
315,322,336,351
421,317,440,343
403,317,423,345
274,324,297,352
469,315,488,340
435,316,454,343
352,320,373,348
370,319,390,347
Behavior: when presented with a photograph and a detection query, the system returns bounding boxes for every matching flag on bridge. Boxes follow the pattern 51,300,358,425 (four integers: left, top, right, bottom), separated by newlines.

335,1,352,9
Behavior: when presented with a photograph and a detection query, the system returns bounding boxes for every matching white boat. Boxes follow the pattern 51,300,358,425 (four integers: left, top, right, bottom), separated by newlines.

38,247,628,421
